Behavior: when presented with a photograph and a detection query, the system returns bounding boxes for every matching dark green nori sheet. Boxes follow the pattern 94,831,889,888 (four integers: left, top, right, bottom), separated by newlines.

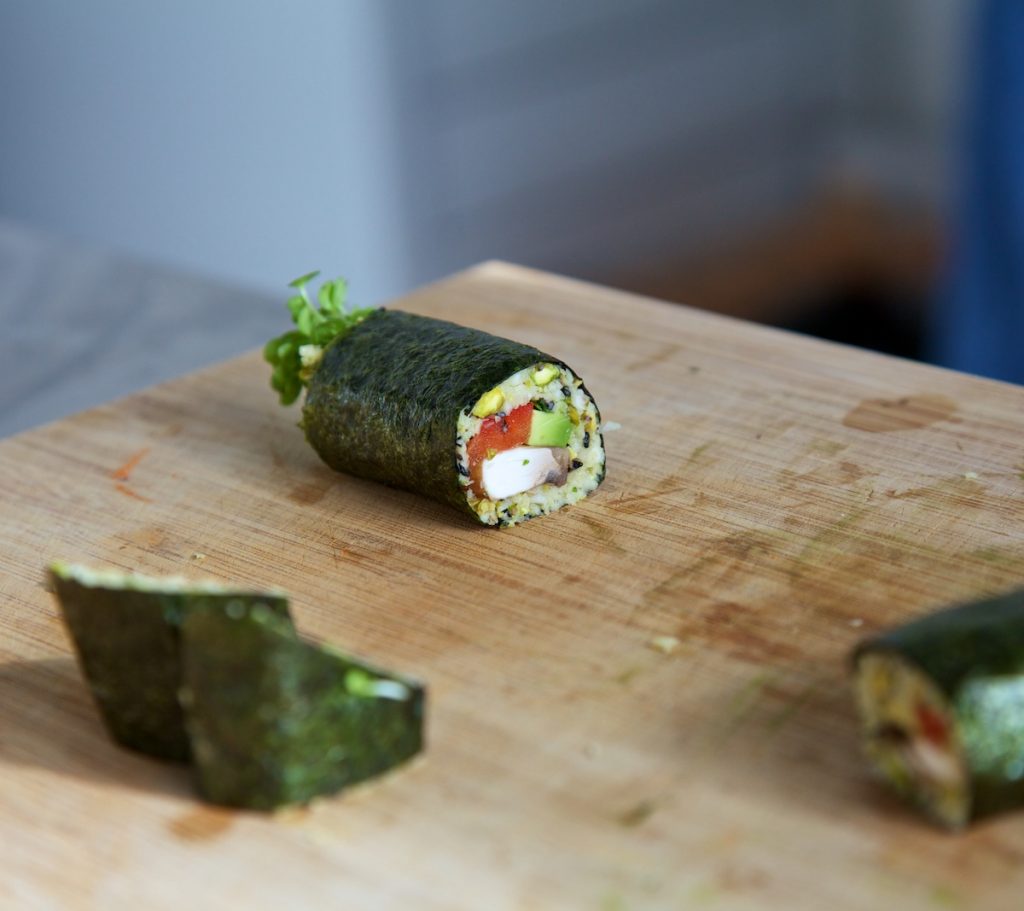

855,587,1024,821
50,569,292,762
180,604,425,810
302,309,600,522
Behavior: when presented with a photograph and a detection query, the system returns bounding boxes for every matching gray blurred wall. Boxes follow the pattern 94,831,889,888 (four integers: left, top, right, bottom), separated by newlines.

0,0,414,303
0,0,966,306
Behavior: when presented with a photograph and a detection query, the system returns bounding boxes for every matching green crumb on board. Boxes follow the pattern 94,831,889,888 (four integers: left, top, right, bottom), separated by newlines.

601,894,628,911
929,884,964,908
687,441,713,464
685,881,721,904
617,799,656,828
614,666,643,686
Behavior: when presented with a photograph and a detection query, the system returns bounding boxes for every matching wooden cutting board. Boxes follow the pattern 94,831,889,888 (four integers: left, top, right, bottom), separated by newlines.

4,262,1024,910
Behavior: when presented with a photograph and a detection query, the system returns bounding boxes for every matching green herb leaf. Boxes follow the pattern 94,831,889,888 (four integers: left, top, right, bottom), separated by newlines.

329,277,348,313
288,270,320,290
317,282,333,314
264,272,375,406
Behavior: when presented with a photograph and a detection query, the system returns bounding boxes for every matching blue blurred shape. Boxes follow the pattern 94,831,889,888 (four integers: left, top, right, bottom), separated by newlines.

933,0,1024,384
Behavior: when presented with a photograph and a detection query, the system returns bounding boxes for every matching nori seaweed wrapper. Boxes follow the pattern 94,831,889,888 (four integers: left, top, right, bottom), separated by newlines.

302,309,585,520
855,587,1024,821
181,604,425,810
50,566,292,762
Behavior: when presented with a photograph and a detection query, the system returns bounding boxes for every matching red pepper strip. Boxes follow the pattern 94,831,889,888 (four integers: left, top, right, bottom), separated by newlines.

467,403,532,497
916,702,949,747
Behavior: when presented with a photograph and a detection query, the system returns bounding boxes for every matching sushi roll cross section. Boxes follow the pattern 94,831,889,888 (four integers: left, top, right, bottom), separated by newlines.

853,588,1024,829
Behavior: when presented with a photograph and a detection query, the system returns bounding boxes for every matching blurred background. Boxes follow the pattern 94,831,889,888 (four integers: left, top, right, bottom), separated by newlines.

2,0,1017,435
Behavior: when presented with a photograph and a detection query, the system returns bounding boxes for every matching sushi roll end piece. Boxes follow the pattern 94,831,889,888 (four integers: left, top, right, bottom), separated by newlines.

853,588,1024,829
181,605,426,810
49,562,292,761
265,273,605,527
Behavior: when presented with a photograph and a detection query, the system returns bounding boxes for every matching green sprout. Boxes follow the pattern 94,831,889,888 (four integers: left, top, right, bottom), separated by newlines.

263,271,375,405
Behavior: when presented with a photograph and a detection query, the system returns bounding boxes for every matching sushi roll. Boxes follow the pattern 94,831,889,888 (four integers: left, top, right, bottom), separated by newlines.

50,563,426,810
852,588,1024,828
265,272,606,527
181,604,425,810
49,562,292,761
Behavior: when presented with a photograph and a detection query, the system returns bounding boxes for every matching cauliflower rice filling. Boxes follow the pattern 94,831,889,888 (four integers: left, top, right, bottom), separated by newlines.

455,363,604,526
855,652,970,827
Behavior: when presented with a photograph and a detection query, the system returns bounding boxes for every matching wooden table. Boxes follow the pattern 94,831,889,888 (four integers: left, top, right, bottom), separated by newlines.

4,262,1024,909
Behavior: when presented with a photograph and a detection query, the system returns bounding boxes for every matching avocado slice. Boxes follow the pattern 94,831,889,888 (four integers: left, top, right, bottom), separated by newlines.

528,408,572,447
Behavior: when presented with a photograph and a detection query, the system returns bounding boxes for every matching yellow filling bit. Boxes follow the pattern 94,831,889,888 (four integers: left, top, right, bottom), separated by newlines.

472,387,505,418
531,364,559,386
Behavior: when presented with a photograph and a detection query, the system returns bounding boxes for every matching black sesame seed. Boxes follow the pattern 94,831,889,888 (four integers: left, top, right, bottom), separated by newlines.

457,463,470,477
583,431,590,448
561,385,571,398
463,407,471,416
570,459,583,470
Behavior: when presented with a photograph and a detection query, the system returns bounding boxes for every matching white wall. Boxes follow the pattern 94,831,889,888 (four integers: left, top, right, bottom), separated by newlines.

0,0,413,303
0,1,969,304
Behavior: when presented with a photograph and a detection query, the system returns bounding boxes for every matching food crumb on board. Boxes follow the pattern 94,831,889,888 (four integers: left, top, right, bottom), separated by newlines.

602,421,622,433
929,883,964,909
190,553,207,563
849,618,864,628
617,799,657,828
963,471,979,480
648,635,681,655
111,447,151,482
583,742,600,759
115,483,153,503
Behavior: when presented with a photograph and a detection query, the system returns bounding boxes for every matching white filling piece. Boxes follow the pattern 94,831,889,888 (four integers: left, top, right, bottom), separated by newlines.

480,446,569,500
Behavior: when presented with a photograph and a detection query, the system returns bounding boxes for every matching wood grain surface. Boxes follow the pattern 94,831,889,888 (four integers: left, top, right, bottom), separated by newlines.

4,262,1024,910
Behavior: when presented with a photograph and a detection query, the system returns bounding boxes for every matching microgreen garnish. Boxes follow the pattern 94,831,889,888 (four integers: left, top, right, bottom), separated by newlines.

264,270,375,405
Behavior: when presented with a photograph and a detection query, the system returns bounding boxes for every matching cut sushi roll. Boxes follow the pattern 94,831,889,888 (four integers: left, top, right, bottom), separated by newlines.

49,562,292,761
50,563,426,811
853,588,1024,829
265,272,606,526
180,604,425,810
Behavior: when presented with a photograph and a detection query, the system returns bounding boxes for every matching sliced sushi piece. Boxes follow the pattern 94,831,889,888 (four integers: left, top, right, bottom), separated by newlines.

265,273,606,527
180,604,425,810
49,562,292,761
853,587,1024,828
